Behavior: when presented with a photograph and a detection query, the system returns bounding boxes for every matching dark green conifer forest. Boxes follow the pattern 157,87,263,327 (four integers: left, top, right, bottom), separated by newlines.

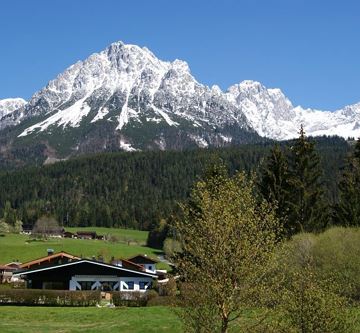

0,135,356,246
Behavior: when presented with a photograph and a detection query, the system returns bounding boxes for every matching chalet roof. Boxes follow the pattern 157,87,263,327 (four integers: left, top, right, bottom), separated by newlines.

20,251,80,269
5,262,21,267
13,259,158,278
0,265,18,271
22,224,33,230
127,254,159,264
111,258,145,271
76,231,96,235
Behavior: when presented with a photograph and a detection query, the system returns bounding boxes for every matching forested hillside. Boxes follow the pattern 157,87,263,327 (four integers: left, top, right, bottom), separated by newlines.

0,136,351,231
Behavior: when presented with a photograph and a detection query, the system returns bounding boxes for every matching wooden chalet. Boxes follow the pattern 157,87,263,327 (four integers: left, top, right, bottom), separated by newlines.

76,231,97,239
21,224,33,235
63,231,75,238
0,263,21,283
14,259,157,291
110,258,145,271
126,254,158,273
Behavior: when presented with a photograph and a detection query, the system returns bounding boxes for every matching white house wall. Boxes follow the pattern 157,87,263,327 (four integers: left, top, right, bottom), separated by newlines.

69,275,153,291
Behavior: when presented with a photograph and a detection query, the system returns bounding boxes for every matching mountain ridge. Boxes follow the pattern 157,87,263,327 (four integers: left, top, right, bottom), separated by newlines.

0,41,359,164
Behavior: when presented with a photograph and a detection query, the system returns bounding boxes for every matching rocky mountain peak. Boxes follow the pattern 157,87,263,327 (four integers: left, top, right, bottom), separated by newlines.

0,98,27,119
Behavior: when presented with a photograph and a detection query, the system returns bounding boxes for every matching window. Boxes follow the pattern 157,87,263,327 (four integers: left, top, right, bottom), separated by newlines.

148,265,153,271
139,281,147,290
79,281,93,290
124,281,134,290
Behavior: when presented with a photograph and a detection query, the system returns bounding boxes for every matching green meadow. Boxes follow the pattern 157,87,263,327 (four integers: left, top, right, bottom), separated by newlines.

1,305,360,333
0,228,166,268
0,306,182,333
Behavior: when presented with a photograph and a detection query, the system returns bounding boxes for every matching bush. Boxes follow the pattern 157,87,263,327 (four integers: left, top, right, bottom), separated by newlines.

0,289,100,306
312,227,360,301
145,289,158,301
163,238,182,258
159,277,177,296
0,220,10,235
111,291,148,307
284,227,360,301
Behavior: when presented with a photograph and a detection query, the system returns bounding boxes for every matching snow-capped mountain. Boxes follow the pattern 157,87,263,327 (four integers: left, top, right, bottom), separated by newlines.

226,80,360,140
0,40,359,163
0,98,26,119
0,41,258,154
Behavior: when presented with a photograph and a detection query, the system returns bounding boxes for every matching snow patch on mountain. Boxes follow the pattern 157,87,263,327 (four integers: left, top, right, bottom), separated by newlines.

189,134,209,148
91,106,109,123
19,97,91,136
151,105,179,126
119,139,137,152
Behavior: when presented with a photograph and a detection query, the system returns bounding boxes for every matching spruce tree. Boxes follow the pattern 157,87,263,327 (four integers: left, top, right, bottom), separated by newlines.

258,144,293,236
287,125,328,233
335,138,360,226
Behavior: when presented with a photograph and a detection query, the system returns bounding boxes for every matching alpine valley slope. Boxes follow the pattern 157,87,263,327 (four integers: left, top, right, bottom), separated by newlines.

0,41,359,164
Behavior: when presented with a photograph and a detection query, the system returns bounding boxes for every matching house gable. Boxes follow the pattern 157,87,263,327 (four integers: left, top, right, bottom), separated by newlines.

20,251,80,270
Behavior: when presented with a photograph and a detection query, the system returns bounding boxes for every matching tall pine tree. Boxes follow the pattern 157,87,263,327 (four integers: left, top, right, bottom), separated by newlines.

335,138,360,226
258,144,292,236
287,125,328,233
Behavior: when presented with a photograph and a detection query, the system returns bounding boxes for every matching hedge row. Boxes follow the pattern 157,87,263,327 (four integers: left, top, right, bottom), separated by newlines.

111,291,179,307
111,291,149,307
0,289,101,306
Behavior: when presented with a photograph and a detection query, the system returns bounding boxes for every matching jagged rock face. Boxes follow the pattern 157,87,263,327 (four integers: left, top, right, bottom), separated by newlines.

0,98,27,119
0,41,359,159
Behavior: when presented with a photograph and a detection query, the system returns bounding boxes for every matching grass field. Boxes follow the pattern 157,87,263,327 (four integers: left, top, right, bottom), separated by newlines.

0,306,182,333
1,305,360,333
0,228,167,269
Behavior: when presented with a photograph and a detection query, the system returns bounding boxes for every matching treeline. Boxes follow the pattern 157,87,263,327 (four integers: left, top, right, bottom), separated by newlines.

0,136,352,233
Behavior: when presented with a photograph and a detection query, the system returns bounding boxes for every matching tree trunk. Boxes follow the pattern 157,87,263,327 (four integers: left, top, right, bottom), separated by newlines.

221,316,229,333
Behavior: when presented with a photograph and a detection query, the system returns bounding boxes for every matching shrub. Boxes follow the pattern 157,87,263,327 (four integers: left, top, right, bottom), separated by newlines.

111,291,147,307
159,277,177,296
312,227,360,301
284,227,360,301
0,289,100,306
0,220,10,235
163,238,182,258
145,289,158,301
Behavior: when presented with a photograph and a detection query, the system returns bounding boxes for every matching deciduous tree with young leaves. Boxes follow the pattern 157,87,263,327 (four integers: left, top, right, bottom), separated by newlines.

174,165,281,333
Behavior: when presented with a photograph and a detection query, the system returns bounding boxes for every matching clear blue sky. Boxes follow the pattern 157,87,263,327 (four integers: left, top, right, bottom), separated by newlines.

0,0,359,110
